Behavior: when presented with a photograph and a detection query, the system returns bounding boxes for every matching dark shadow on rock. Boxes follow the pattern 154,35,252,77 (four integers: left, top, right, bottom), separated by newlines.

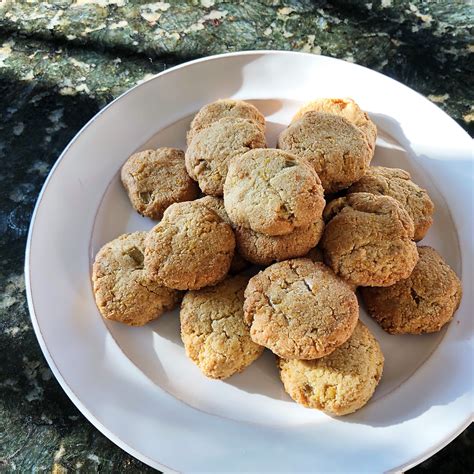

0,70,120,433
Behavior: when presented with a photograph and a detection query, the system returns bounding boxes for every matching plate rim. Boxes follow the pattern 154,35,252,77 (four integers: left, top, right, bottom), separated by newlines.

25,50,473,473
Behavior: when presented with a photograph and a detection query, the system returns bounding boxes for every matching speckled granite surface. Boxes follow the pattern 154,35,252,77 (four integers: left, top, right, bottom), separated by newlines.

0,1,472,472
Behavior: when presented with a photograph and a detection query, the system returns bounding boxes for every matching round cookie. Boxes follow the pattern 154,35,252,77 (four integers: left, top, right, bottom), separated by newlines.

121,147,199,220
278,111,373,194
187,98,266,145
244,259,359,359
292,98,377,152
185,117,266,196
361,246,462,334
235,219,324,266
277,321,384,416
92,232,181,326
144,201,235,290
195,196,249,273
348,166,434,241
224,149,325,236
321,193,419,287
180,275,264,379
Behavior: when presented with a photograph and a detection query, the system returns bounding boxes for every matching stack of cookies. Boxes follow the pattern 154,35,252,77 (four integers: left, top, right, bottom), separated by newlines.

92,98,462,417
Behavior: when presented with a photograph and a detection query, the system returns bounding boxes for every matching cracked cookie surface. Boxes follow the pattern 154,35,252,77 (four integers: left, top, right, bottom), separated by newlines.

361,246,462,334
187,98,266,145
348,166,434,241
144,201,235,290
224,148,325,236
92,232,181,326
278,111,372,194
180,275,264,379
235,219,324,265
121,147,199,220
185,117,266,196
321,192,418,287
277,321,384,416
292,98,377,152
244,259,358,360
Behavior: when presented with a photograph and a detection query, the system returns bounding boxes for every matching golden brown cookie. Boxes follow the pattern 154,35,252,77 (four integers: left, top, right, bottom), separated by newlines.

244,259,358,359
224,149,325,236
195,196,249,273
180,275,264,379
234,219,324,266
187,99,266,145
195,195,231,225
278,111,373,194
144,201,235,290
292,98,377,152
277,321,384,416
185,117,266,196
347,166,434,241
92,232,181,326
321,193,418,287
121,147,199,220
361,246,462,334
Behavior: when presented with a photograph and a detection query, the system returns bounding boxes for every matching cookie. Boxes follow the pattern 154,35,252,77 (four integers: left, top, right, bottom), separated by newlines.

121,147,199,220
195,195,249,273
292,98,377,152
144,201,235,290
235,219,324,266
361,246,462,334
187,98,266,145
180,275,264,379
195,195,231,225
347,166,434,241
321,193,418,287
278,111,373,194
224,149,325,236
244,259,358,359
304,246,358,292
92,232,181,326
185,117,266,196
277,321,384,416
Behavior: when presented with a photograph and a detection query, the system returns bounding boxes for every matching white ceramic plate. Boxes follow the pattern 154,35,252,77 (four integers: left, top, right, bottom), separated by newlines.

26,51,473,473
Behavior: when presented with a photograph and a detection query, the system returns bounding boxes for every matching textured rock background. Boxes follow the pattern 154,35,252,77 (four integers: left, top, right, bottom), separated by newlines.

0,0,472,472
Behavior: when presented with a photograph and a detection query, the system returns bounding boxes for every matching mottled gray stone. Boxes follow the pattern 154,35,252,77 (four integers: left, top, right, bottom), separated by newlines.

0,0,472,132
0,1,472,472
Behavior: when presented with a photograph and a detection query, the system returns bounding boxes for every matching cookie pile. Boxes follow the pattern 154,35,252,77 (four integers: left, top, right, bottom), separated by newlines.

92,97,462,417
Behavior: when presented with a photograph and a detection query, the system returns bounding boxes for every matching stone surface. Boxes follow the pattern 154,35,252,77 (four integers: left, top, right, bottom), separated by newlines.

0,0,472,471
0,0,472,133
